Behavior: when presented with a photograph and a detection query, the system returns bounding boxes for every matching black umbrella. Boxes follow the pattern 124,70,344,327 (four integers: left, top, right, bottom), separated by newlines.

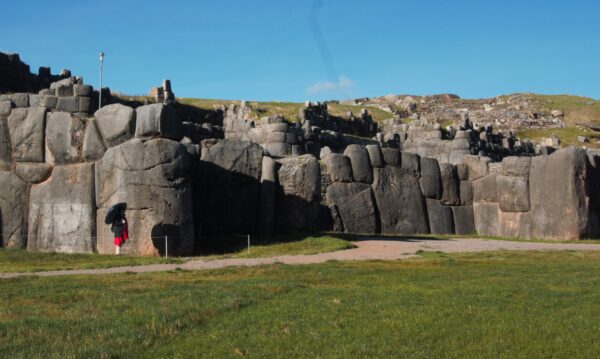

104,202,127,225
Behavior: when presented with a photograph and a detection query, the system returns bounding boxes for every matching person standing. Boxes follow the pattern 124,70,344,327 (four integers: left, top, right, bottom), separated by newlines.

111,211,128,256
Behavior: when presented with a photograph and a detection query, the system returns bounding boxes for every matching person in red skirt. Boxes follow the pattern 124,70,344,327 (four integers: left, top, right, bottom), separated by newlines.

111,210,128,256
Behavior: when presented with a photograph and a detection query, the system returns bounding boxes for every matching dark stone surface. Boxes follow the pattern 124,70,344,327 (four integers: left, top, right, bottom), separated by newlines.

426,199,454,234
0,171,28,248
7,107,47,162
401,152,420,176
473,202,500,236
323,153,353,182
460,180,473,205
344,144,373,183
94,104,136,147
382,148,400,167
326,182,378,234
366,144,384,168
372,166,429,234
135,103,182,140
452,205,475,235
496,174,530,212
45,112,85,164
473,173,498,203
419,157,442,199
440,162,460,205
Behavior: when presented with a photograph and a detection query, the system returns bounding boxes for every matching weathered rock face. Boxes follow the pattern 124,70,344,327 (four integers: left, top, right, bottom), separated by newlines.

0,171,28,248
82,118,106,161
473,202,500,237
28,163,96,253
7,107,46,162
96,138,194,255
326,182,378,233
382,148,400,167
198,139,263,236
323,153,353,182
94,104,136,147
135,103,182,141
0,116,12,170
452,205,475,235
419,157,441,199
439,163,460,205
496,175,529,212
366,145,384,168
15,163,51,183
259,156,277,236
426,199,454,234
529,148,593,240
372,166,428,234
498,211,532,239
344,144,373,183
45,112,85,164
276,154,322,232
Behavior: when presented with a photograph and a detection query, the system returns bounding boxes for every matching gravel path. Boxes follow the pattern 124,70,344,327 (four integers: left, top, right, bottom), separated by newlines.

3,237,600,279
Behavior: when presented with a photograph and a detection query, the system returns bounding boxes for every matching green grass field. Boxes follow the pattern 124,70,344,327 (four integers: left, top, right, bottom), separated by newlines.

2,251,600,357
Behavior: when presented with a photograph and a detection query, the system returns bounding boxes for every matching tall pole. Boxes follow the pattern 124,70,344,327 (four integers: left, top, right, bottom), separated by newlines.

99,52,104,109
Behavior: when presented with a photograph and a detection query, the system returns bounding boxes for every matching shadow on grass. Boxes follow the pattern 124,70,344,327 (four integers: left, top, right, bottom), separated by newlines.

328,232,453,243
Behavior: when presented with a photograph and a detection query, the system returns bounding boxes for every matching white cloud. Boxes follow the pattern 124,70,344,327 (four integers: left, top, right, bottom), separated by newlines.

307,75,354,95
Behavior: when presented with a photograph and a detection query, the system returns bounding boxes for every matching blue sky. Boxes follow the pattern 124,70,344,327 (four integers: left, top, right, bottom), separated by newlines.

2,0,599,101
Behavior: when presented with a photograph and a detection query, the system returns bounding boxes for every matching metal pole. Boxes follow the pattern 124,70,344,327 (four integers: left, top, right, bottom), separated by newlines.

99,52,104,109
165,235,168,259
247,234,250,254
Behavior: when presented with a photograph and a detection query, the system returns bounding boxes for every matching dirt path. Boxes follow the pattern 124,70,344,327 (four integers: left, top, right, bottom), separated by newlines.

3,237,600,279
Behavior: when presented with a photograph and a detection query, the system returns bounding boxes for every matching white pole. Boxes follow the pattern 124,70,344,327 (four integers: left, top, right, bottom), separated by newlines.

99,52,104,109
165,235,168,259
247,234,250,254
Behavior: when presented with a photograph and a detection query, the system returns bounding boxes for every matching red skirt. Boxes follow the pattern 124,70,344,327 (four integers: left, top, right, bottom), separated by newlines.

114,236,125,246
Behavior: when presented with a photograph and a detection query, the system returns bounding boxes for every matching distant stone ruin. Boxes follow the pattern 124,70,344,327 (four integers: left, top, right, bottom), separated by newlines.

1,52,599,256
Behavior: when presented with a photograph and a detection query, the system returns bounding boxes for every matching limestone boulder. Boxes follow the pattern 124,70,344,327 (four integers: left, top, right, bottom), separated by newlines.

473,202,500,237
498,211,532,239
440,163,460,205
135,103,182,140
382,148,400,167
501,157,531,178
0,116,11,170
15,163,52,183
496,175,529,212
452,206,475,235
198,139,263,236
530,147,593,240
82,118,106,161
473,174,498,203
463,155,490,180
401,152,420,176
96,138,194,255
366,145,384,168
94,104,136,147
419,157,442,199
0,171,28,248
344,145,373,183
45,112,85,164
323,153,353,182
7,107,47,162
28,163,96,253
426,199,454,234
326,182,378,234
276,155,322,232
460,180,473,205
372,166,429,234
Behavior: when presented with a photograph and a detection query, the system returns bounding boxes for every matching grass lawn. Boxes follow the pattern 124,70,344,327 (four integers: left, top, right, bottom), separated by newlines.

0,249,184,273
2,251,600,357
221,235,355,259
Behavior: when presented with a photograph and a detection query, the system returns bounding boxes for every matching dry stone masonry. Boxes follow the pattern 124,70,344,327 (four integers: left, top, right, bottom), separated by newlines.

1,52,599,255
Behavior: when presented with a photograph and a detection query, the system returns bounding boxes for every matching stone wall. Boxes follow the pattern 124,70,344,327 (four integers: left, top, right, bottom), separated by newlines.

0,52,63,94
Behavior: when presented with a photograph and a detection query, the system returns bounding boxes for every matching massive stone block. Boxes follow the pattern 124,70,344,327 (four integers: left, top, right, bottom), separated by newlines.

94,104,136,147
419,157,442,199
530,147,593,240
366,144,384,168
344,145,373,183
501,157,531,178
496,174,530,212
96,138,194,255
0,116,11,170
326,182,378,234
28,163,96,253
259,156,277,235
372,166,429,234
473,173,498,203
473,202,500,237
15,163,51,183
452,205,475,235
82,118,106,161
463,155,490,180
440,162,460,205
45,112,85,164
498,210,532,239
198,139,263,236
135,103,182,140
0,171,28,248
460,180,473,205
382,148,400,167
401,152,420,176
7,107,46,162
426,199,454,234
323,153,353,182
276,155,321,232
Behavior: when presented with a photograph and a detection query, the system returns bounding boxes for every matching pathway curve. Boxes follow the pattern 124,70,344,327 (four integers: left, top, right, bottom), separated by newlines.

3,237,600,279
